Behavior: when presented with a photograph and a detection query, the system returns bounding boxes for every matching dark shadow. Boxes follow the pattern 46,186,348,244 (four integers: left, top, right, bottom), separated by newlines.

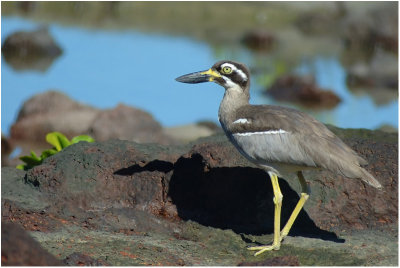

114,154,344,243
168,153,345,243
114,160,174,175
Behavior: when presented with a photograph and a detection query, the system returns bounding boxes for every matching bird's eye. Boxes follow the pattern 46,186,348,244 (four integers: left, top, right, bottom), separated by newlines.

222,66,233,74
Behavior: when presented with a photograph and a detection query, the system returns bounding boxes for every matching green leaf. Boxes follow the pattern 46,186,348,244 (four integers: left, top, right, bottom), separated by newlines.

41,148,58,159
16,164,26,170
46,132,71,151
19,155,42,166
16,132,93,171
30,150,41,161
17,150,42,170
71,135,95,144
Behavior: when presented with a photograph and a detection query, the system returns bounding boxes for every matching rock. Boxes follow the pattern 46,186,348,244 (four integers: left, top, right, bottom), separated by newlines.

88,103,174,145
10,90,99,145
63,252,110,266
1,127,397,265
295,2,346,35
163,123,219,143
9,90,176,158
23,140,184,222
1,27,62,72
265,75,341,109
346,49,398,90
1,221,63,266
241,30,276,52
377,124,398,133
175,130,397,234
17,1,37,14
238,255,300,266
196,120,222,132
16,130,400,232
341,3,398,56
1,134,13,167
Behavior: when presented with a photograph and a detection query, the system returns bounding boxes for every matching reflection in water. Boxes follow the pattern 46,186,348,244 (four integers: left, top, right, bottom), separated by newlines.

1,16,398,136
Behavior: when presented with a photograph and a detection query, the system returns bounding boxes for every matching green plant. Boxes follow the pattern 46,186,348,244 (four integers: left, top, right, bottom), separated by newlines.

16,132,95,170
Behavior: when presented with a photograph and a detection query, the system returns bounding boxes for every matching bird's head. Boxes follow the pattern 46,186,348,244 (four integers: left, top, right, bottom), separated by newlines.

175,60,250,92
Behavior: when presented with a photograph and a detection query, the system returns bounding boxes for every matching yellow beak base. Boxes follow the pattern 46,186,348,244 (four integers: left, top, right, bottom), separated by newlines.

200,68,221,82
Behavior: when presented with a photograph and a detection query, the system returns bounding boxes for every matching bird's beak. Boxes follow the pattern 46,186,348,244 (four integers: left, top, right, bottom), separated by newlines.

175,68,221,84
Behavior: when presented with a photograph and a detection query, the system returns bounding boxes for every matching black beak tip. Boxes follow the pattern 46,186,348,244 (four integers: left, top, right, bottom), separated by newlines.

175,76,186,83
175,72,210,84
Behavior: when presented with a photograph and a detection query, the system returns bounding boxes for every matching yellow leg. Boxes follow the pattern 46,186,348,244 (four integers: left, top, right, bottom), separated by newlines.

280,171,310,241
248,171,283,256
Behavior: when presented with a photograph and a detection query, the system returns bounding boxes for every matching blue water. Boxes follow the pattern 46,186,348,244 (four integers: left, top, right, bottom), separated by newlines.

1,16,398,135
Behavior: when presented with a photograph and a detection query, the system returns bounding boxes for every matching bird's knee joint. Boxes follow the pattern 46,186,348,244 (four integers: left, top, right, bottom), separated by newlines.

273,193,283,205
301,192,310,201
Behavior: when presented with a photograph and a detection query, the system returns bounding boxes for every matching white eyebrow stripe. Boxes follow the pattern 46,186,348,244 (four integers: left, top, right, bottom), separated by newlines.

233,118,251,124
221,63,236,69
233,129,288,136
221,63,248,81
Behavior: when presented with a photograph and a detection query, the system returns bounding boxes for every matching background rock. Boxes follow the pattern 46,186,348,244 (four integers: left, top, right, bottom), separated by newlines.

10,90,99,144
88,103,174,145
8,90,176,160
1,27,62,72
1,134,13,167
265,75,341,109
241,30,276,52
163,123,220,144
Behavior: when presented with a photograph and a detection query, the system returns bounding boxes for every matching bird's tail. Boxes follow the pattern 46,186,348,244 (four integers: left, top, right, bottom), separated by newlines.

359,168,382,189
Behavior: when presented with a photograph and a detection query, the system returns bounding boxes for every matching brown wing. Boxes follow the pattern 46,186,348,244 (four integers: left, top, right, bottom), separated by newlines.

230,105,381,188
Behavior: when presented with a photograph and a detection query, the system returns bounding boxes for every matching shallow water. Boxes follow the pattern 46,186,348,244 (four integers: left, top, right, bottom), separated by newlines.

1,16,398,135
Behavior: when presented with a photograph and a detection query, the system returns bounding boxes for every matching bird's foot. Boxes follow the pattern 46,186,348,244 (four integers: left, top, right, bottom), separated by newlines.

247,242,280,256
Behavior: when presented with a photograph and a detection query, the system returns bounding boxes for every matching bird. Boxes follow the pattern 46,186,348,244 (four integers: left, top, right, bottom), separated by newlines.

175,60,382,256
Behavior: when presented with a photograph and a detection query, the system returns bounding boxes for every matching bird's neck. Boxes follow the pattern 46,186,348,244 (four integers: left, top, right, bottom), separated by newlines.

218,85,249,125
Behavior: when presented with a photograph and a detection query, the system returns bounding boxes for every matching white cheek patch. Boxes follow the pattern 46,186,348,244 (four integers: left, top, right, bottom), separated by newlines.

233,118,251,124
222,76,237,88
221,63,248,81
234,129,288,136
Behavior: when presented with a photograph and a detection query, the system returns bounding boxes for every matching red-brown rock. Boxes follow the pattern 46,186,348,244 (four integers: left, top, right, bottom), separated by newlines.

1,221,63,266
88,103,174,145
10,90,175,150
10,90,98,144
1,27,62,72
